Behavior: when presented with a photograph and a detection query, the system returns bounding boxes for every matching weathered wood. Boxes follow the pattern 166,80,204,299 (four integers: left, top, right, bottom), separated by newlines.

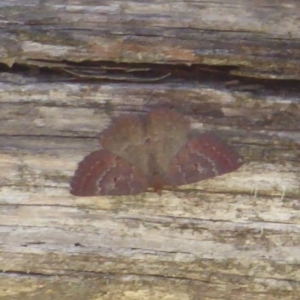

0,1,300,299
1,0,300,79
1,77,300,299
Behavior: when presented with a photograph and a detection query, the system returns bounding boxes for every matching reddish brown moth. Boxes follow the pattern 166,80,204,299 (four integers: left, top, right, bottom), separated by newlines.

70,108,242,196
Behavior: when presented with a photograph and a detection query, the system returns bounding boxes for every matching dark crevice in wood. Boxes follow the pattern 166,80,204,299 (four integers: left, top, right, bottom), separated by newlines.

1,61,300,92
1,270,56,277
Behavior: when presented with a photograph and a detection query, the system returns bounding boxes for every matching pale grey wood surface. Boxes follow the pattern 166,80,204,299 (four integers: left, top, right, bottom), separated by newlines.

0,1,300,299
0,77,299,299
1,0,300,78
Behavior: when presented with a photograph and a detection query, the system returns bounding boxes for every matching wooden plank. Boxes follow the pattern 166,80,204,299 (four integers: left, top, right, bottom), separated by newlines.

0,0,300,299
0,0,300,79
0,74,299,299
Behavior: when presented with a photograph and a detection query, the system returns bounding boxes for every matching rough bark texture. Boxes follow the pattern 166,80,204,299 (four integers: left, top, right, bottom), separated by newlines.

0,1,300,300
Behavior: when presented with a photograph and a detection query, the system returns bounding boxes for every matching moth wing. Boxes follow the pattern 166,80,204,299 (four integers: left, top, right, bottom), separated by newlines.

145,108,190,174
70,150,148,196
99,114,149,175
165,134,243,186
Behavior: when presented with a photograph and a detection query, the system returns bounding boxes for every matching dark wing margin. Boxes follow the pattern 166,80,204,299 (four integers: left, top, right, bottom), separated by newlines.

70,150,148,196
165,134,243,186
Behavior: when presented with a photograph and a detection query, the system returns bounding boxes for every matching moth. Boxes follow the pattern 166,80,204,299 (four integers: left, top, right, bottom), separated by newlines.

70,108,242,196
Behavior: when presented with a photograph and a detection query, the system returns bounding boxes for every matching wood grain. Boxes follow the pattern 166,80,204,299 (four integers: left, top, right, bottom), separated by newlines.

1,0,300,79
0,0,300,299
0,76,299,299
